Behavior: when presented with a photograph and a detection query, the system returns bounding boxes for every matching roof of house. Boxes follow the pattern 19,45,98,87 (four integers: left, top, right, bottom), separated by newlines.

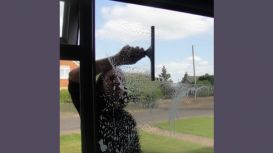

60,60,80,66
182,75,200,84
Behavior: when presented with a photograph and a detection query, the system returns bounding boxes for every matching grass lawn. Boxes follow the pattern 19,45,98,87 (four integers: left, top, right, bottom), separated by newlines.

60,131,213,153
140,131,213,153
155,116,214,138
60,134,81,153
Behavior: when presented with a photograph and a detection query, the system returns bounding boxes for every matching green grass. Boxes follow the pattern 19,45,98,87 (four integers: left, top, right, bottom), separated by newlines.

140,131,213,153
60,131,213,153
60,89,72,103
60,134,81,153
155,116,214,138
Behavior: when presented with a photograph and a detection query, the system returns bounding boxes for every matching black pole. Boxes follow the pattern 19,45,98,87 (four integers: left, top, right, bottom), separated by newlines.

79,0,97,152
151,26,155,81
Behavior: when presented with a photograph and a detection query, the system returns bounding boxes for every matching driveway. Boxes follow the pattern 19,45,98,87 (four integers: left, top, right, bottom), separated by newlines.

60,97,214,133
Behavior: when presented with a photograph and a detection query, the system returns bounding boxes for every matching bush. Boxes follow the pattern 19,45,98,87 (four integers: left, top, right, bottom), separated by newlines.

125,73,163,108
196,80,211,86
59,73,164,107
198,73,214,85
159,81,176,99
195,87,213,97
195,80,213,97
60,89,72,103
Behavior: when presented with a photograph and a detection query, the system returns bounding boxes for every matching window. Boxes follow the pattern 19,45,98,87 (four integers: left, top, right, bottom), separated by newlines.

60,66,70,79
60,1,64,37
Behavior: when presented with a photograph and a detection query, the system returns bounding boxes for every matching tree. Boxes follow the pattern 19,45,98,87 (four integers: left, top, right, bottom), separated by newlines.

181,72,189,83
198,73,214,85
158,66,171,81
158,66,174,98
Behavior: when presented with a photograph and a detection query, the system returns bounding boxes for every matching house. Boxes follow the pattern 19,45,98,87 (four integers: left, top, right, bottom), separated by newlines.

181,73,200,84
60,60,79,89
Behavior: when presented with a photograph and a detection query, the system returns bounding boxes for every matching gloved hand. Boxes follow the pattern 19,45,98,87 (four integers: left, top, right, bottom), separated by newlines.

114,45,146,65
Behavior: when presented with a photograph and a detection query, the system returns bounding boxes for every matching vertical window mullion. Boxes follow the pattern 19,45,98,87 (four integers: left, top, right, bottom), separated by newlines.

79,0,97,153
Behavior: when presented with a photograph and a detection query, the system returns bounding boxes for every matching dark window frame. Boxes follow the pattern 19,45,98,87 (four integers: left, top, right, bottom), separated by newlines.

60,0,79,45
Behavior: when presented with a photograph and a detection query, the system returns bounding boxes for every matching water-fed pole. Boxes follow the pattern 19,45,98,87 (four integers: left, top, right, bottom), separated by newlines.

144,26,155,81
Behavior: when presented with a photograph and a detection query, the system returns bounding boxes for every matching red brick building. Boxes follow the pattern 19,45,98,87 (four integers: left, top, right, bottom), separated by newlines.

60,60,79,88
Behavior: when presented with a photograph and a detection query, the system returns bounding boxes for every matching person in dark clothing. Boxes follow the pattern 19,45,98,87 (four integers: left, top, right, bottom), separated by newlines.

67,45,145,152
68,45,145,113
96,68,141,153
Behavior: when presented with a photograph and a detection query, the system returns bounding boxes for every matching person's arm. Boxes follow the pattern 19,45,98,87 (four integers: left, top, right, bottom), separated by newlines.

69,45,145,83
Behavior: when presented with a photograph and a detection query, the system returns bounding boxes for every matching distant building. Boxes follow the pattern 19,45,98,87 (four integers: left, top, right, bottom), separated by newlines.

181,72,199,84
60,60,79,89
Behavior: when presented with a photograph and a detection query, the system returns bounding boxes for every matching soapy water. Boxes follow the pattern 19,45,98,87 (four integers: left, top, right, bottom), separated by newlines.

96,25,213,151
96,57,142,153
168,82,213,134
95,54,212,152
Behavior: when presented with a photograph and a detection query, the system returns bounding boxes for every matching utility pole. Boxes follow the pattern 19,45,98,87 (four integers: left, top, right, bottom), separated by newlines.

192,45,196,85
192,45,197,100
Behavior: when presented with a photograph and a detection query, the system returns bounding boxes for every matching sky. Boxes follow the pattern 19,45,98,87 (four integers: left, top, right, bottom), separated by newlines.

60,0,214,83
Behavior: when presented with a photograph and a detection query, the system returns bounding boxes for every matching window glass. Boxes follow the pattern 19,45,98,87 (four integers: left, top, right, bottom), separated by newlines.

60,1,214,153
94,1,214,152
59,60,79,153
60,1,64,37
60,66,70,79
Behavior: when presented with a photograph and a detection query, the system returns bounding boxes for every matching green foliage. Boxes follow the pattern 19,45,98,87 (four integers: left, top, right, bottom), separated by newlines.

157,66,175,99
60,89,72,103
182,72,189,83
196,79,213,97
198,73,214,85
159,82,175,99
196,80,211,86
125,73,163,108
60,73,164,107
158,66,171,81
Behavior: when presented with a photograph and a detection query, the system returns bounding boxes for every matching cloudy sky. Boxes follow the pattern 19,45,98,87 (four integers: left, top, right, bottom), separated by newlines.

61,0,214,82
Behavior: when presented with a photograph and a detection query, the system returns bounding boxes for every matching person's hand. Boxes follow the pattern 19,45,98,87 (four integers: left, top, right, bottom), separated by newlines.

114,45,145,65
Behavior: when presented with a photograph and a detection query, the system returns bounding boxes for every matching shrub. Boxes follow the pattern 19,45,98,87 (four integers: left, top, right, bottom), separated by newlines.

125,73,163,108
59,73,164,107
195,80,214,97
159,81,176,99
198,73,214,85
